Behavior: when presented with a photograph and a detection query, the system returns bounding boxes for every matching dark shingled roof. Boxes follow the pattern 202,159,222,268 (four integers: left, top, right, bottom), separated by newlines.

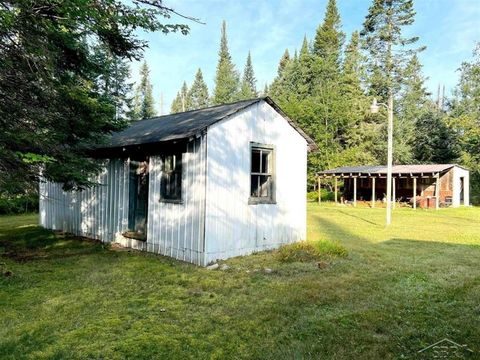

99,97,317,151
319,164,467,176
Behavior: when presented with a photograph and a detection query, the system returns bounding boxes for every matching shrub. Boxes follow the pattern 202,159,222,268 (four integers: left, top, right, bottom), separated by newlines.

277,239,348,263
307,190,335,203
0,193,39,215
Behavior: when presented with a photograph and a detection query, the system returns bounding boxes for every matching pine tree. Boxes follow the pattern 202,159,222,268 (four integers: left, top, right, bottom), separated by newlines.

341,31,373,159
239,51,258,99
448,43,480,203
360,0,424,163
91,45,133,122
133,61,156,120
0,1,188,191
297,36,315,97
360,0,424,101
342,31,366,96
170,92,182,114
262,83,269,96
277,49,291,76
269,49,291,99
313,0,344,68
308,0,346,171
187,68,210,110
170,81,189,113
396,54,430,162
213,21,240,105
414,108,458,164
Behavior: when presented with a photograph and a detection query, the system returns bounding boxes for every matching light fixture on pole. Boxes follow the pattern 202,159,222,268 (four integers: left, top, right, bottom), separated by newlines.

370,96,394,226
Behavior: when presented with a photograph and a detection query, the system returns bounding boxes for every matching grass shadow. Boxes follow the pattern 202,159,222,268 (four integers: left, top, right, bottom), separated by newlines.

335,209,381,226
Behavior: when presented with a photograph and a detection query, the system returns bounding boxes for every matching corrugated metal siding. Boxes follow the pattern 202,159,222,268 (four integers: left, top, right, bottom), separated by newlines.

204,101,307,264
146,136,206,265
39,159,130,241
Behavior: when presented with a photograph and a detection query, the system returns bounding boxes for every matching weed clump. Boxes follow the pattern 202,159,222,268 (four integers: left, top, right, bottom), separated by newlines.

277,240,348,263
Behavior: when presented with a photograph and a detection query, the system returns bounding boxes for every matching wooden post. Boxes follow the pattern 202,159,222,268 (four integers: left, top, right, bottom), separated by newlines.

371,177,376,208
353,177,357,207
413,177,417,209
392,177,396,209
334,177,338,204
435,174,440,210
318,177,321,204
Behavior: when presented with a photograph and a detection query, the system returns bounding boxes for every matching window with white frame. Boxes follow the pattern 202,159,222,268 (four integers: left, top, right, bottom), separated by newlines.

160,152,182,201
249,143,275,204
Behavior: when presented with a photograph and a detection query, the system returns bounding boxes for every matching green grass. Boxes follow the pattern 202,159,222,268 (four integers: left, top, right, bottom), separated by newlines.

1,205,480,359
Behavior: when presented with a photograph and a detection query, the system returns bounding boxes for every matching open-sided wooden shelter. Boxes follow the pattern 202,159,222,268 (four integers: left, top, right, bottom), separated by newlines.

318,164,469,209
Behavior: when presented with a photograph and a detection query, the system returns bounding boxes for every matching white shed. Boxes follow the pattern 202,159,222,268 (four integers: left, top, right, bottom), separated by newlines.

39,97,316,266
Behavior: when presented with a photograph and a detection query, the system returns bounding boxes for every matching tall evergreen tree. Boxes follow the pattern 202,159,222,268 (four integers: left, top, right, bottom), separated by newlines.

133,61,156,120
262,83,269,96
307,0,347,173
360,0,424,163
91,45,134,122
448,43,480,203
187,69,209,110
342,31,366,96
0,1,188,191
239,52,258,99
360,0,424,101
296,36,316,97
341,31,374,161
213,21,239,104
269,49,291,99
313,0,344,68
171,81,189,113
414,108,458,164
277,49,291,76
396,54,430,162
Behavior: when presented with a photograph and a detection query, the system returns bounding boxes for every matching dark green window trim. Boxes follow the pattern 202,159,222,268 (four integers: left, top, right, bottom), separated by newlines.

249,142,276,205
160,152,183,202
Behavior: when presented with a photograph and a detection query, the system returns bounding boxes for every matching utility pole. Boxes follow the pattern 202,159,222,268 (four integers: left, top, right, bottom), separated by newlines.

386,94,394,226
370,96,394,226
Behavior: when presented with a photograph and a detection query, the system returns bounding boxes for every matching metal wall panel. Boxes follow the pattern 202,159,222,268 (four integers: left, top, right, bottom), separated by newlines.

204,101,307,264
39,159,130,242
146,136,207,265
39,143,207,265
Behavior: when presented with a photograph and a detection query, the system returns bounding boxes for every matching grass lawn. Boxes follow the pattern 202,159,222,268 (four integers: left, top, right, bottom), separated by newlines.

1,205,479,359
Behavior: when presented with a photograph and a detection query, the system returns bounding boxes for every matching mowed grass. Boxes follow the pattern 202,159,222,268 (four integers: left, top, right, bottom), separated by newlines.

1,205,480,359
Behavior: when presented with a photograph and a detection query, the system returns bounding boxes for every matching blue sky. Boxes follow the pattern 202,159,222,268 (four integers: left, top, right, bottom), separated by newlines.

131,0,480,114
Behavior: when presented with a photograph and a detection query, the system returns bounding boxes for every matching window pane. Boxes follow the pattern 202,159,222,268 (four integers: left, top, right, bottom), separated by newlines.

174,154,182,171
261,151,269,174
175,171,181,197
250,145,274,202
251,175,260,197
160,152,182,200
163,155,171,172
260,175,270,197
251,149,261,173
